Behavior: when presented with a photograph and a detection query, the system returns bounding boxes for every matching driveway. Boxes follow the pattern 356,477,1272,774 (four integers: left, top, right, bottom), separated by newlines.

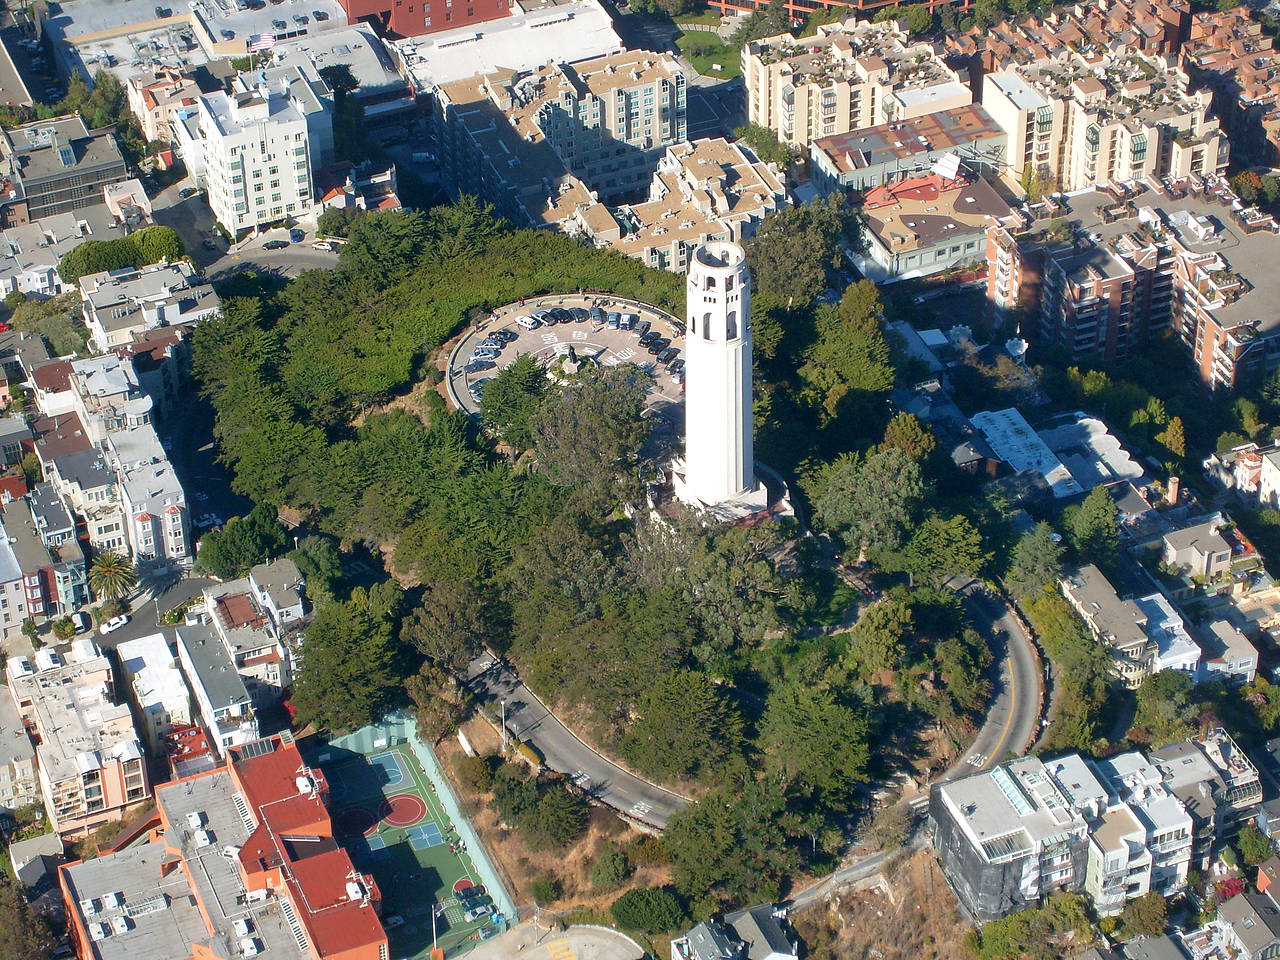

466,656,689,829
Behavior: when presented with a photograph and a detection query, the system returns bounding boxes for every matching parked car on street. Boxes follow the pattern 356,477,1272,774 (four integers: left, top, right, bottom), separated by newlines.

99,615,130,635
263,239,289,250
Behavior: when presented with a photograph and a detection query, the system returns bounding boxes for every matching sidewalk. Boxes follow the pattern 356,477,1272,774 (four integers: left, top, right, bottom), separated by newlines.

463,922,643,960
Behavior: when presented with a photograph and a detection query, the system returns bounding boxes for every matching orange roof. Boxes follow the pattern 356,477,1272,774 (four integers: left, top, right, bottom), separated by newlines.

166,504,183,514
136,512,154,522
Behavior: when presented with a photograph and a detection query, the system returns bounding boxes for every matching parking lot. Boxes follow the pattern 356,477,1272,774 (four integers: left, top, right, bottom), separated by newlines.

448,295,686,421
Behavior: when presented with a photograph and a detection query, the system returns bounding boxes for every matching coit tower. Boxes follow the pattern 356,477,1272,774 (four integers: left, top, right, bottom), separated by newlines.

680,240,755,505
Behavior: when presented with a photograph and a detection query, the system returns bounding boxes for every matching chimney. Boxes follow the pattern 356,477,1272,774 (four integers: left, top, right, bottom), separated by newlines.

1166,476,1180,505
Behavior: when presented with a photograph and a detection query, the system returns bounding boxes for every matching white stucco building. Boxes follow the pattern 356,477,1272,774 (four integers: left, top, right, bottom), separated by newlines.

115,633,192,755
181,65,333,236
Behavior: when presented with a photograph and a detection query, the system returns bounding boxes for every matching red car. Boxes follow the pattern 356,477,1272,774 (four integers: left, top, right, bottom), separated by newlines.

0,322,12,332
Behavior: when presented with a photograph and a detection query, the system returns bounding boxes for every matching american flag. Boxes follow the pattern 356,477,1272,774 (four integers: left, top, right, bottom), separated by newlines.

248,33,276,52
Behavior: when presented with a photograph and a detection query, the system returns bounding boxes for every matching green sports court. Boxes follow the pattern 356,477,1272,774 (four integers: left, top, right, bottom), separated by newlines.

316,736,509,958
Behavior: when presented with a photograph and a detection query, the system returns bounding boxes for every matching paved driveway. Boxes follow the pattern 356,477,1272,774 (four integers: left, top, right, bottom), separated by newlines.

467,656,689,829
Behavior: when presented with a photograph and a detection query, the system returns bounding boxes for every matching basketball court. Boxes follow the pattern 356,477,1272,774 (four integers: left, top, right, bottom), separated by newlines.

321,741,501,958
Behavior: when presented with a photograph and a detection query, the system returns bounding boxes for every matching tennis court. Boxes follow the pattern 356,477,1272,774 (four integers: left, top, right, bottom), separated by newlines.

321,741,504,958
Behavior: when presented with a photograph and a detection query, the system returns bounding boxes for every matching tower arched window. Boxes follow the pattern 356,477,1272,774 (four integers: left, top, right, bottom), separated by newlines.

690,315,697,335
703,313,711,340
727,311,737,339
725,274,734,292
705,275,717,290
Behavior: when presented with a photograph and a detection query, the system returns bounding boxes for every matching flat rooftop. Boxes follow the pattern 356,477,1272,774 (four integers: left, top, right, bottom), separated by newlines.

971,407,1082,498
392,0,622,92
860,173,1012,254
267,26,408,104
1061,564,1149,651
811,104,1006,172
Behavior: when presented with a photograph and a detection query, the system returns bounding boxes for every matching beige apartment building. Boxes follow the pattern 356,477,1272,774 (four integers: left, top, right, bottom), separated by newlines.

435,49,686,222
982,49,1227,193
125,70,200,145
743,18,969,150
7,640,149,838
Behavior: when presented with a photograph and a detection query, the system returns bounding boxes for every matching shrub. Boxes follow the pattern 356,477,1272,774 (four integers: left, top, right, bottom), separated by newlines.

531,876,560,904
457,755,494,793
629,833,667,866
51,617,75,640
610,886,685,935
590,844,634,890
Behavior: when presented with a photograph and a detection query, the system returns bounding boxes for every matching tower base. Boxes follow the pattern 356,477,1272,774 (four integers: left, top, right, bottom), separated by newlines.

669,458,793,523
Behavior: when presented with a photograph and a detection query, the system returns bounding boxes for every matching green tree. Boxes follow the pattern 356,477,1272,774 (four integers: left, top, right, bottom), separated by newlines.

88,550,137,601
197,503,290,579
522,782,589,849
1156,415,1187,460
732,122,795,168
531,365,648,489
746,194,861,308
1118,891,1168,940
591,844,634,890
0,874,52,960
10,292,89,356
289,583,409,731
481,353,545,450
622,670,744,782
1006,523,1064,599
316,206,364,238
814,447,925,558
288,535,344,606
1130,669,1197,748
840,598,911,679
58,225,185,285
879,411,936,462
610,886,685,935
900,512,987,587
801,281,895,419
530,876,560,904
1237,823,1275,865
899,3,934,34
758,683,869,810
1067,485,1121,569
400,579,494,680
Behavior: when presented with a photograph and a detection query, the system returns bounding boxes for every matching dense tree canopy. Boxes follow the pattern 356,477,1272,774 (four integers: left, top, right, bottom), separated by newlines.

197,503,290,579
58,226,185,286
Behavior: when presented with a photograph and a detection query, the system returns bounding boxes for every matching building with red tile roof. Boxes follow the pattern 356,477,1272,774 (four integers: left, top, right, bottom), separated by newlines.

59,734,388,960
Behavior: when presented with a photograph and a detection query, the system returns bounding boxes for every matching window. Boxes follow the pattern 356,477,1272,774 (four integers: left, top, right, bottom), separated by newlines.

727,311,737,339
703,313,711,340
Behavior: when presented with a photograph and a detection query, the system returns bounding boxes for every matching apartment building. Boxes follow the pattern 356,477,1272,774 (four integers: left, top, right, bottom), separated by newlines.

0,117,128,224
0,691,39,817
934,748,1202,922
1060,565,1154,688
59,735,388,960
1163,515,1233,580
854,171,1011,281
182,66,333,236
78,260,220,352
1,492,88,617
125,70,200,145
809,103,1008,194
7,641,149,838
435,50,686,223
987,178,1280,385
175,625,257,754
671,905,798,960
982,48,1226,194
115,633,192,755
930,756,1091,923
1198,616,1259,684
195,558,305,706
0,204,120,299
43,446,127,554
744,19,969,150
584,138,788,272
1181,7,1280,166
65,353,192,573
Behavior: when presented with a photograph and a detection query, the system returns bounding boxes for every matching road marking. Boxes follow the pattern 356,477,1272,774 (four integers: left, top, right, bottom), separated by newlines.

982,637,1019,771
965,753,987,767
630,801,652,818
541,333,560,344
546,939,575,960
571,330,588,340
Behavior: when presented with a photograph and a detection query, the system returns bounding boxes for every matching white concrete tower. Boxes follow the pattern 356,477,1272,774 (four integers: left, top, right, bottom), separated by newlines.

679,241,755,505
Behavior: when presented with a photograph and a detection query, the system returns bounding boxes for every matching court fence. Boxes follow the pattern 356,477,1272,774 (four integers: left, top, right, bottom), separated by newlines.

326,711,519,931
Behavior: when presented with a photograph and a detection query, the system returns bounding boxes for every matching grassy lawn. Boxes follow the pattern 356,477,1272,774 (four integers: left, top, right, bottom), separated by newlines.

674,7,723,26
673,29,742,78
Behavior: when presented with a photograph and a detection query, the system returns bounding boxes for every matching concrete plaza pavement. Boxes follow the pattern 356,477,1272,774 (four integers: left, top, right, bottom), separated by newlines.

464,922,644,960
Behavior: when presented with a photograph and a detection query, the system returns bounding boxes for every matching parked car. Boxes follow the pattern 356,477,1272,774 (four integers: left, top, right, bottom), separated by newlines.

634,319,651,336
549,308,572,324
99,615,130,635
515,315,540,330
657,347,679,364
469,349,499,362
606,312,621,329
647,338,671,355
312,239,333,251
530,310,551,323
638,331,660,347
155,5,171,16
476,338,503,350
464,905,493,923
290,227,305,242
202,238,218,250
619,313,638,330
292,13,308,23
263,239,289,250
178,186,200,199
72,612,91,634
667,358,684,375
272,18,287,29
493,329,518,342
570,307,589,323
383,916,405,930
313,8,328,18
463,360,494,374
589,307,605,324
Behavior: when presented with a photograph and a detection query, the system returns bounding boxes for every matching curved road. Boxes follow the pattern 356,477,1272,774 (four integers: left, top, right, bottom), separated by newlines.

466,656,690,830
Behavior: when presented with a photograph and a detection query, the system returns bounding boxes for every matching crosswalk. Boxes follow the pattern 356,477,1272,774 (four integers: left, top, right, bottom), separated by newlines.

546,939,576,960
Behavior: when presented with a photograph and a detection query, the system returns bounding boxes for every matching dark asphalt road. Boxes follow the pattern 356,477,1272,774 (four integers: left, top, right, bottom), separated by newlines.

466,656,690,829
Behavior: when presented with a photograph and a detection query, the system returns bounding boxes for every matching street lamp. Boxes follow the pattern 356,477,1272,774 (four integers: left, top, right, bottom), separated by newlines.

500,699,507,751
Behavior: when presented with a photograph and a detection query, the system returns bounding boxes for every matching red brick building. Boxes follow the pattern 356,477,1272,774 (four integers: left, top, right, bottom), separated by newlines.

338,0,509,39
